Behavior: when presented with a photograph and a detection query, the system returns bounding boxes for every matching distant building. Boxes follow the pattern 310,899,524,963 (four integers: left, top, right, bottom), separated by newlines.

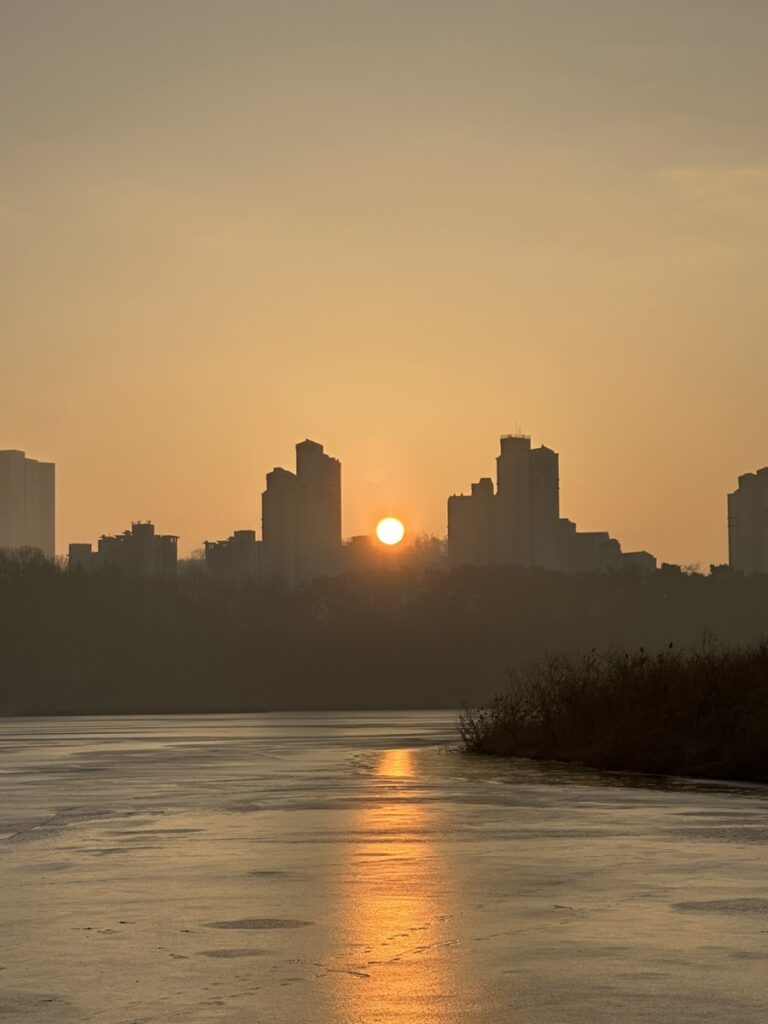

568,530,623,572
530,446,560,570
69,522,178,576
622,550,657,573
262,440,342,590
728,468,768,574
449,435,655,573
496,435,535,567
295,439,342,581
0,450,55,558
448,478,496,568
344,532,446,574
204,530,261,580
560,522,653,573
449,435,561,570
262,466,300,590
68,543,98,572
558,518,579,573
99,522,177,576
343,534,382,573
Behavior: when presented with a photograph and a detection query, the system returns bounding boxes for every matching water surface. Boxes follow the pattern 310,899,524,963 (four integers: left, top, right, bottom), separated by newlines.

1,712,767,1023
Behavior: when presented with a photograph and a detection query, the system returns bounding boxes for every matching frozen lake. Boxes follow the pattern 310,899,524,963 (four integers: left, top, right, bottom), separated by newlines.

1,712,768,1023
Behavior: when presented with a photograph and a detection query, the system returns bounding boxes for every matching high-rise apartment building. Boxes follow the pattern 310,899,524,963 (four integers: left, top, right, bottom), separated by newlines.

262,466,300,590
449,435,560,570
0,450,55,557
261,440,341,590
529,445,560,570
728,468,768,574
295,439,342,581
447,477,496,568
496,435,535,566
448,434,654,573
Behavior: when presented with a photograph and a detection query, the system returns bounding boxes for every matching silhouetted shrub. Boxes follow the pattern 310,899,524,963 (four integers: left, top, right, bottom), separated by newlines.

459,638,768,782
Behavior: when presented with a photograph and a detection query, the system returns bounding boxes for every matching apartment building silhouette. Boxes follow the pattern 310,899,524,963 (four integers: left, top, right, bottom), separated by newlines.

262,439,342,590
728,468,768,575
448,435,655,573
449,435,561,570
205,530,261,580
0,449,55,558
69,521,178,576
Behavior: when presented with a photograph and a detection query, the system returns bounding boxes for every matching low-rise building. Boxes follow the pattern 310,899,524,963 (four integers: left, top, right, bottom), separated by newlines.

204,530,261,580
68,542,98,572
622,550,657,573
69,522,177,576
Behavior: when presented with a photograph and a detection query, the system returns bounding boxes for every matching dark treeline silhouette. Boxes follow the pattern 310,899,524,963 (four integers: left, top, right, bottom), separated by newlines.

2,548,768,716
458,639,768,782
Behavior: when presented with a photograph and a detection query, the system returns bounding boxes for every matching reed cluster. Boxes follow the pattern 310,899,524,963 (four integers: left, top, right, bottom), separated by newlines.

459,639,768,782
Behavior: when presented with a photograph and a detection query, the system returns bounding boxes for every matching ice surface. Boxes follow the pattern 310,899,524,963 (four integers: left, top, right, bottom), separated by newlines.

1,712,767,1023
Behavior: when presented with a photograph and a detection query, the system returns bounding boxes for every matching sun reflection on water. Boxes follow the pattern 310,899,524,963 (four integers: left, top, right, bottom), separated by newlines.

327,747,458,1023
375,746,416,779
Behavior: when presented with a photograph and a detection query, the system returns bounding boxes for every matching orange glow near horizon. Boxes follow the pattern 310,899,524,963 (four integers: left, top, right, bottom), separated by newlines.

375,517,406,546
4,2,767,568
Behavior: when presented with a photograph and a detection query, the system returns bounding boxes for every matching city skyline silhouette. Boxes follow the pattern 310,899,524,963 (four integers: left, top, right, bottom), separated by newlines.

4,436,767,577
5,426,765,569
4,3,768,571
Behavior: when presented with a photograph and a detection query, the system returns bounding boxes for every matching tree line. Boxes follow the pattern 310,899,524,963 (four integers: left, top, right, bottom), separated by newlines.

1,548,767,715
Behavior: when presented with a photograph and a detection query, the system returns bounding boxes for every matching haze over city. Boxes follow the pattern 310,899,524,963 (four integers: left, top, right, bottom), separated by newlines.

4,1,768,566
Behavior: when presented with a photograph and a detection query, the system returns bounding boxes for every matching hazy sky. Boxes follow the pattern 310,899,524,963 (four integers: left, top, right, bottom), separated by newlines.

3,1,767,564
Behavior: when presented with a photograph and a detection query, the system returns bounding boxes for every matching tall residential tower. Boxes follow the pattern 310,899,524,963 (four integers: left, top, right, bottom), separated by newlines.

728,468,768,574
449,435,560,570
262,439,342,590
0,450,55,557
448,434,654,573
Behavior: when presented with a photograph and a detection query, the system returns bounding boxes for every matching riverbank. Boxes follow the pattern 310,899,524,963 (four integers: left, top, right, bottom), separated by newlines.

459,640,768,783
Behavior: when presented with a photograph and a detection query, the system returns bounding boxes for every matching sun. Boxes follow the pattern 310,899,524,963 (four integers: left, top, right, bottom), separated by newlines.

376,517,405,546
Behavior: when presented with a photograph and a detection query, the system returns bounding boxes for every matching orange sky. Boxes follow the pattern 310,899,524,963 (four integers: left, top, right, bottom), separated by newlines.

2,1,767,565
